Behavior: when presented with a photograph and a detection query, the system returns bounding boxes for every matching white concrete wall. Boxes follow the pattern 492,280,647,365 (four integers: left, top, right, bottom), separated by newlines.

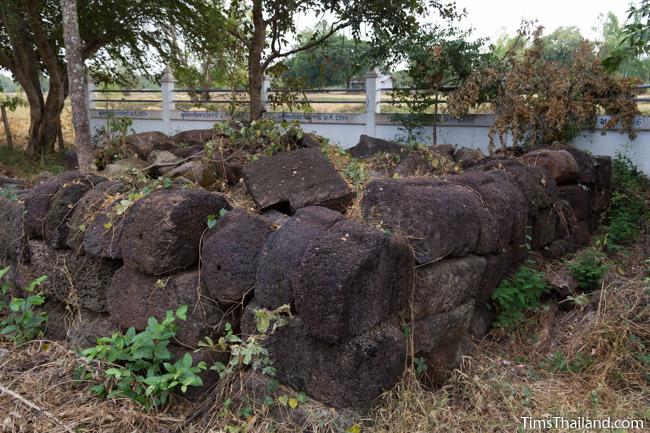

89,110,650,174
88,71,650,174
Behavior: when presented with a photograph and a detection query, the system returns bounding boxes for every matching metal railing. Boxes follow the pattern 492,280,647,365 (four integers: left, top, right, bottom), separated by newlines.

88,77,650,113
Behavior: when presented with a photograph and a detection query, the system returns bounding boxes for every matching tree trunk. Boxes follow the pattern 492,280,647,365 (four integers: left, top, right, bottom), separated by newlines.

57,124,65,150
0,1,93,156
201,60,211,102
1,106,13,149
62,0,93,171
41,76,66,154
3,7,65,156
249,64,265,121
248,0,266,121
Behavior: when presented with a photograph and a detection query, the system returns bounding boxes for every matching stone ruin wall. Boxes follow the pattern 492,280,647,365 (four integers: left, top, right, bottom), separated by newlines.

0,133,612,412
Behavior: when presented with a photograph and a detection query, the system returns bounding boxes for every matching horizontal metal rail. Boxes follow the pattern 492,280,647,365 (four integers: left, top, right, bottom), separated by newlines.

92,99,161,103
173,88,248,93
94,89,161,93
173,99,250,104
172,100,365,104
269,88,366,93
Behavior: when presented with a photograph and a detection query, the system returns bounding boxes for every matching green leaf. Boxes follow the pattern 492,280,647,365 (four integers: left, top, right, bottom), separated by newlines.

175,305,188,321
1,325,17,334
255,309,270,334
0,266,10,280
182,353,193,369
25,275,47,293
9,298,23,312
207,214,217,229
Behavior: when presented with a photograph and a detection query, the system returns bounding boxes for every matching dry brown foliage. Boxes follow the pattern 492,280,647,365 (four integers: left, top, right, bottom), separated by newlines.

447,27,641,152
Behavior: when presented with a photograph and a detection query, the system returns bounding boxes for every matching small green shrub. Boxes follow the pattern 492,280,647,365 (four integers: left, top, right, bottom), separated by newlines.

0,266,9,311
491,266,550,328
92,114,133,169
568,248,609,292
213,119,304,156
603,152,648,249
80,305,206,409
0,267,48,344
199,304,291,380
341,159,368,187
540,350,594,373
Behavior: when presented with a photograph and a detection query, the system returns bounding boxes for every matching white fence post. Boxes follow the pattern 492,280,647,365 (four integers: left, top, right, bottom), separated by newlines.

364,68,382,137
85,73,94,112
262,75,272,114
161,67,175,135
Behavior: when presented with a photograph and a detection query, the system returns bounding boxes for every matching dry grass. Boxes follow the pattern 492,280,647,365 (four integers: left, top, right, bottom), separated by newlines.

372,236,650,433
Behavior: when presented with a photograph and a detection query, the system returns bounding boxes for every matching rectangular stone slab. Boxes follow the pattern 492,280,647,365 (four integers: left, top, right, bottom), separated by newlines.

242,147,353,214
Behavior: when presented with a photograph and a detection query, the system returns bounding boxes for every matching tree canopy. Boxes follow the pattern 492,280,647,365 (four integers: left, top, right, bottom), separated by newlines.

220,0,458,119
599,10,650,80
0,0,220,154
283,27,372,88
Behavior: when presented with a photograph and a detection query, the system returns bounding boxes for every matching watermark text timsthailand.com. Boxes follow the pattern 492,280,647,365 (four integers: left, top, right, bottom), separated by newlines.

521,416,645,430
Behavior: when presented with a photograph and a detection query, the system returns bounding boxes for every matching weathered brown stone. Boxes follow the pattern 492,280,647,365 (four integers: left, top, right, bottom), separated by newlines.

242,147,353,214
347,135,407,159
412,301,474,354
362,178,490,263
292,217,415,343
120,188,231,275
259,317,406,409
16,240,119,313
125,131,175,159
106,267,235,346
522,149,579,185
412,256,486,319
202,209,272,305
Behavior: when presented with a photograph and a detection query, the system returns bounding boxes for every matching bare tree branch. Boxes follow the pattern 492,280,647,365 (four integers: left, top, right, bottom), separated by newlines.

263,20,345,69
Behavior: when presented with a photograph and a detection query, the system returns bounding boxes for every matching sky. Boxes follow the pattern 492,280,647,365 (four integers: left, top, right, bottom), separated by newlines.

297,0,639,42
451,0,636,41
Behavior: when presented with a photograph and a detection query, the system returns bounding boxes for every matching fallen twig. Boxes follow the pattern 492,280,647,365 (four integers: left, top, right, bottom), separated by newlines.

0,383,75,433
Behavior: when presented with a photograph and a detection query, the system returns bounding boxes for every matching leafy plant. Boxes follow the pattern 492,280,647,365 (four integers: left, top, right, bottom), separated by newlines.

0,266,9,311
0,268,48,344
603,1,650,73
602,152,648,250
414,356,428,376
198,304,291,380
213,119,305,156
0,85,27,149
568,248,609,292
92,114,134,169
80,305,206,409
491,266,550,328
540,350,594,373
386,24,490,144
0,184,19,201
341,159,368,187
206,208,228,229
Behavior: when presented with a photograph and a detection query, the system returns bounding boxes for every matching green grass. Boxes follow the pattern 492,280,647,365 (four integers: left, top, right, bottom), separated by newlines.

0,146,65,179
